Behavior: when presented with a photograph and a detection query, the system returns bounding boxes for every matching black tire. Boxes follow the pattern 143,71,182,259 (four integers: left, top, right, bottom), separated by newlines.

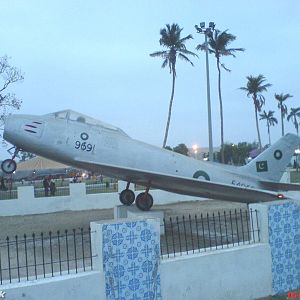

119,189,135,206
1,159,17,174
136,192,153,211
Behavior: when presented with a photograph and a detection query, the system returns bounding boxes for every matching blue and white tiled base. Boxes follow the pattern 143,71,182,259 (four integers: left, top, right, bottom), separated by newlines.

102,220,162,300
269,202,300,294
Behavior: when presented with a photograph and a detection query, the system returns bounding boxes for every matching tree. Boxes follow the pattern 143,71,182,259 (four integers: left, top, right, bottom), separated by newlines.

173,143,189,156
240,75,271,149
217,142,253,165
196,30,244,163
164,146,173,151
287,107,300,136
0,56,23,129
19,151,35,162
259,110,278,145
274,93,293,136
150,24,197,148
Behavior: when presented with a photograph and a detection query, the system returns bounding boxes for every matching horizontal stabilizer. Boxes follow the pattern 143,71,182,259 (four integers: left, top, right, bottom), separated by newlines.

260,181,300,191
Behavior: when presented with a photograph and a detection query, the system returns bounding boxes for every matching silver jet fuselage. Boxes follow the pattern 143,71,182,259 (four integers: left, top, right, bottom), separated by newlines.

3,112,258,190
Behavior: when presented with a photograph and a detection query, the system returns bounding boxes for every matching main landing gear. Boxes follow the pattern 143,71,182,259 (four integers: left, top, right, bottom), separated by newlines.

136,191,153,211
119,182,154,211
1,147,20,174
119,182,135,206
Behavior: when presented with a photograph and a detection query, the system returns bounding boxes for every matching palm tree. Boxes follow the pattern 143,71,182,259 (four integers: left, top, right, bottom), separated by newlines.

259,110,278,145
240,75,272,149
274,93,293,136
287,107,300,136
150,23,197,148
196,30,244,163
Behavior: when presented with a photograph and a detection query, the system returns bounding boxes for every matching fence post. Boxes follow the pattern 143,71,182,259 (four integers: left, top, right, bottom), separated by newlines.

69,182,86,198
89,221,104,273
248,203,269,243
17,186,34,201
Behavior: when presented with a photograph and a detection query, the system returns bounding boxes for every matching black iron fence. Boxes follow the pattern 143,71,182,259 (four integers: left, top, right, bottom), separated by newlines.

0,209,260,282
0,190,17,200
34,185,70,198
160,208,260,258
85,182,118,194
0,228,94,284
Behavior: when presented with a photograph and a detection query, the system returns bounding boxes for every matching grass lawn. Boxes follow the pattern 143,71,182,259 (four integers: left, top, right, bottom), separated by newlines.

290,171,300,183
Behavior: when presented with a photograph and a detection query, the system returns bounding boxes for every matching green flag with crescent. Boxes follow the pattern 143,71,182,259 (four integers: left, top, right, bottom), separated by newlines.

256,161,268,172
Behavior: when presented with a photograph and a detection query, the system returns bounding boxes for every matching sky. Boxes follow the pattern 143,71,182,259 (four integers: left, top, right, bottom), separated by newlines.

0,0,299,159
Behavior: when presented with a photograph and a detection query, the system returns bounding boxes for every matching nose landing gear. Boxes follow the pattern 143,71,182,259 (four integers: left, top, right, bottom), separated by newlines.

1,147,20,174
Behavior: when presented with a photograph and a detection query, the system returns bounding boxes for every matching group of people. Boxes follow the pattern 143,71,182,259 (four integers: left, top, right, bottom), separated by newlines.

42,177,56,196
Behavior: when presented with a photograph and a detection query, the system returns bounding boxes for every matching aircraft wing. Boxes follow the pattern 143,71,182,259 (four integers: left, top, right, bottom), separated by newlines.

75,158,286,204
259,181,300,191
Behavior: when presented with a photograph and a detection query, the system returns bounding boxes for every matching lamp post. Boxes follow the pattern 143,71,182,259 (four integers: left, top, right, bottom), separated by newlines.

195,22,215,162
295,149,300,172
192,144,199,159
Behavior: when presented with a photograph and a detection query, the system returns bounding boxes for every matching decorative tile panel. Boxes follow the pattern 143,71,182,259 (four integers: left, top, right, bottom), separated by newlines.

102,220,162,300
269,202,300,294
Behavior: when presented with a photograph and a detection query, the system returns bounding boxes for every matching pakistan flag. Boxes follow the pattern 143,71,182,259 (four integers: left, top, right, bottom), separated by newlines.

256,161,268,172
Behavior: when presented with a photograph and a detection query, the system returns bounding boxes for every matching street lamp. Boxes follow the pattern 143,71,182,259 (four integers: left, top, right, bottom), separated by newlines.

195,22,215,162
295,149,300,171
192,144,199,159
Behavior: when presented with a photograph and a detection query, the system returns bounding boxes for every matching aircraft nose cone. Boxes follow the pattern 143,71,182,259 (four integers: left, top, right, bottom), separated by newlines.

3,115,13,141
3,115,22,145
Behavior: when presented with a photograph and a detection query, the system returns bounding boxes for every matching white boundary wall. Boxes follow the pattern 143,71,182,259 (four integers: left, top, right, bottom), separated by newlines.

2,271,105,300
160,244,272,300
0,216,274,300
0,181,205,216
0,246,272,300
4,200,300,300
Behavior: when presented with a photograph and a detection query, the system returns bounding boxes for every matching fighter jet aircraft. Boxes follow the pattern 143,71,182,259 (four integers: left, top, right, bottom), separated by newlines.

1,109,300,210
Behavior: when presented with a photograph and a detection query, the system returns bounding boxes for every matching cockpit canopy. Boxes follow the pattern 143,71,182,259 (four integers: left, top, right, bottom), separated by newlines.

45,110,128,136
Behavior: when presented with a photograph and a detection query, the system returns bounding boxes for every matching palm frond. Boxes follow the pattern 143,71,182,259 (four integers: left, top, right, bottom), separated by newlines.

195,43,205,51
161,58,168,69
275,93,293,102
220,63,231,72
178,53,194,66
149,51,168,58
151,23,196,72
220,47,245,57
179,48,198,57
179,34,193,44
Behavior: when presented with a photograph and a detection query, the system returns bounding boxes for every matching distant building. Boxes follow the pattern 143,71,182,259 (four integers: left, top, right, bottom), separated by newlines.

0,156,78,180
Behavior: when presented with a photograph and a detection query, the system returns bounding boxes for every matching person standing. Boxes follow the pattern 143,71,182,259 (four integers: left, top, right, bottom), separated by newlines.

50,179,56,196
0,177,7,191
43,177,49,196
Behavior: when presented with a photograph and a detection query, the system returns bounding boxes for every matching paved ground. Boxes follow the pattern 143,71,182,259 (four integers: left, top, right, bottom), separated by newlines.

0,200,247,239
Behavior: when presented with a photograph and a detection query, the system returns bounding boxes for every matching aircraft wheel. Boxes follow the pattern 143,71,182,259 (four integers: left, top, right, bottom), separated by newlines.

136,192,153,211
119,189,135,206
1,159,17,174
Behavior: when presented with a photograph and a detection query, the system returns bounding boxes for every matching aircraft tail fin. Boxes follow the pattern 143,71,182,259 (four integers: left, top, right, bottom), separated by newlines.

242,133,300,182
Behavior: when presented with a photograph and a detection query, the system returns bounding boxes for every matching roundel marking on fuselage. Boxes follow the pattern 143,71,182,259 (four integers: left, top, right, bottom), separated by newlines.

274,150,283,160
80,132,89,141
193,170,210,181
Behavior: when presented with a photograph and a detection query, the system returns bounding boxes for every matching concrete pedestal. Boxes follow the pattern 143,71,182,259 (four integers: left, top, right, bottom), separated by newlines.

114,205,165,235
